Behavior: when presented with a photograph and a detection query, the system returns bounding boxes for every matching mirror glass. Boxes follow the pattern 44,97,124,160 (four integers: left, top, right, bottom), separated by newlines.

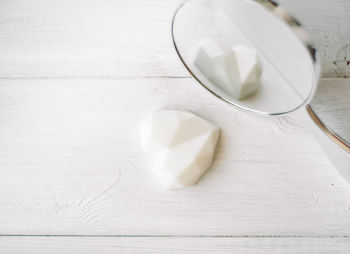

172,0,319,115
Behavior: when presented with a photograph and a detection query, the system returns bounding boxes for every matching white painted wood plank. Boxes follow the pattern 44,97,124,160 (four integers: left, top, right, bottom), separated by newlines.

0,0,348,78
0,237,350,253
0,0,186,78
0,78,350,236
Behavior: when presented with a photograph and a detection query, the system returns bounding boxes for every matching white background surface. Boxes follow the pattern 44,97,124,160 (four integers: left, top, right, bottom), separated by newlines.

0,0,350,252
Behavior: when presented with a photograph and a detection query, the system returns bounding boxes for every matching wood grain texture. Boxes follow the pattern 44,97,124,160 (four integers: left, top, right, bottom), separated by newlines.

1,0,350,251
1,78,350,236
0,0,348,78
0,237,350,253
0,0,185,78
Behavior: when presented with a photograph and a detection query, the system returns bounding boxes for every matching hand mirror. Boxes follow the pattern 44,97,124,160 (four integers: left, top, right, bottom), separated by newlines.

171,0,350,182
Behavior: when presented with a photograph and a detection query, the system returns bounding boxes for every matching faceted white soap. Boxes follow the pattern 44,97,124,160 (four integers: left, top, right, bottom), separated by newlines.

193,39,262,100
140,110,220,189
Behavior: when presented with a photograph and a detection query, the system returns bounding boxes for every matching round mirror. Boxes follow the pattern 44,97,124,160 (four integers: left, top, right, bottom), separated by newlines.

172,0,320,115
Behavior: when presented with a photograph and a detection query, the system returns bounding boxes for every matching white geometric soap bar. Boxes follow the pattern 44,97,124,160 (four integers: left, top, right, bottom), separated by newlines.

194,39,263,100
140,110,220,189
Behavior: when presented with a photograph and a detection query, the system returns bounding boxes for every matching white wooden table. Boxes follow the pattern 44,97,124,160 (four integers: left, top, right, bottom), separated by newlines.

0,0,350,253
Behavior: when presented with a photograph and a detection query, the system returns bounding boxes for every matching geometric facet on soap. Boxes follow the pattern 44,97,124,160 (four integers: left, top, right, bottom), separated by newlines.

140,110,220,189
226,46,263,99
193,38,229,88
